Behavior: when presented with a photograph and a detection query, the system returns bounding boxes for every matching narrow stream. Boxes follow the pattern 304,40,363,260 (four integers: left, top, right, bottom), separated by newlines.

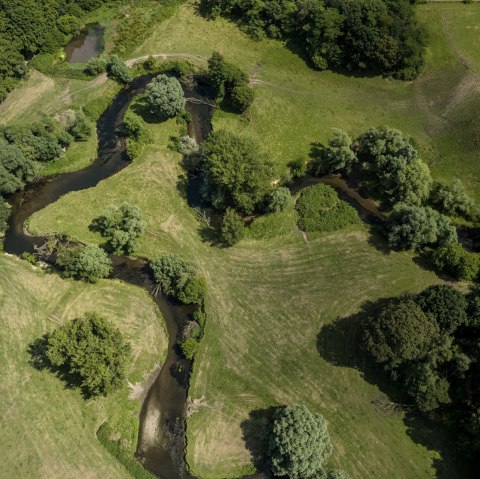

4,73,380,479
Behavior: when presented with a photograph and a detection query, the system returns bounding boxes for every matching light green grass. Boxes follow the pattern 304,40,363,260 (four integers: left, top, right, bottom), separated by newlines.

0,254,167,478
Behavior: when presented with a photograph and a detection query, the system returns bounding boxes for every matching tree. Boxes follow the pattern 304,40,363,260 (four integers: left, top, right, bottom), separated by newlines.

267,187,292,213
178,337,199,360
150,253,197,299
288,157,307,179
357,126,432,207
44,313,131,397
362,298,439,369
84,56,107,76
429,180,477,221
386,203,457,250
68,110,92,141
220,208,245,246
313,128,356,175
230,83,254,112
177,276,207,305
106,55,132,84
145,74,185,118
92,202,146,254
415,285,468,334
432,242,480,282
0,141,36,194
122,110,149,142
201,130,275,214
269,405,333,479
55,244,112,282
0,198,10,232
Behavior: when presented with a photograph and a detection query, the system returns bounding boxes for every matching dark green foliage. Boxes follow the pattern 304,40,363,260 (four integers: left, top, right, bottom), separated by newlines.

97,423,156,479
295,184,359,232
267,187,292,213
269,405,333,479
43,312,131,397
311,128,356,176
416,285,468,334
207,52,254,112
150,253,206,305
84,56,107,76
429,180,478,221
288,157,307,179
432,242,480,282
20,251,37,265
202,0,425,79
123,110,150,143
145,74,185,118
55,244,112,282
362,298,439,369
357,126,432,207
107,55,132,84
68,110,93,141
201,130,275,214
220,208,245,246
386,203,457,251
92,202,146,254
0,198,10,232
178,337,199,360
0,140,36,195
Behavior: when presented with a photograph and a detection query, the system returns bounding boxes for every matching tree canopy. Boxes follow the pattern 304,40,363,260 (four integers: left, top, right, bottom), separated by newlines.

145,74,185,118
43,312,131,398
269,405,333,479
0,198,10,232
200,130,275,214
220,208,245,246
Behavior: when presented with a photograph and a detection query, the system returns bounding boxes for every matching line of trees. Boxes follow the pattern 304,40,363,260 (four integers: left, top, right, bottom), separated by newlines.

361,284,480,463
202,0,425,80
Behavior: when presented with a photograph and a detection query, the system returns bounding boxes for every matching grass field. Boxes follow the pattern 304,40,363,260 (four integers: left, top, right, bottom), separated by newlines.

5,1,480,478
0,254,167,478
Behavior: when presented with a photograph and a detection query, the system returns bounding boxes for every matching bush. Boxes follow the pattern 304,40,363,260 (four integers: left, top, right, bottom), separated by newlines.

55,244,112,282
84,56,107,76
175,135,198,156
145,74,185,119
312,129,356,176
295,184,360,233
150,253,206,304
267,187,292,213
20,251,37,265
362,298,440,370
0,199,10,232
220,208,245,246
107,55,132,84
201,130,275,214
432,242,480,282
386,203,457,251
288,157,307,179
123,110,150,142
178,337,199,360
269,405,333,479
230,83,255,112
92,202,146,254
43,313,131,397
429,180,477,221
68,110,93,141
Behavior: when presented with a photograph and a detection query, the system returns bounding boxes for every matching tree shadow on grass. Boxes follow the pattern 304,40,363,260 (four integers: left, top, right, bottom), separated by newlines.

240,407,279,473
317,300,476,479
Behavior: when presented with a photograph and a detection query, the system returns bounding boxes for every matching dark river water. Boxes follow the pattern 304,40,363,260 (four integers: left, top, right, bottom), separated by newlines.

65,23,105,63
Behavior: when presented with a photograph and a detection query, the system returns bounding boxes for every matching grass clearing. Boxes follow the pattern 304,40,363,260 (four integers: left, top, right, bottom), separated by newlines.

0,254,167,478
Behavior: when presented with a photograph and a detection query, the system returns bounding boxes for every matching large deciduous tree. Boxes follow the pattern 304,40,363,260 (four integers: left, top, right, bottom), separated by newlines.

145,74,185,118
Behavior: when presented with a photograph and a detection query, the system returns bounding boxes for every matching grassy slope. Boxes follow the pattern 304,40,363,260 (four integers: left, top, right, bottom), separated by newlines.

0,254,167,478
15,2,480,478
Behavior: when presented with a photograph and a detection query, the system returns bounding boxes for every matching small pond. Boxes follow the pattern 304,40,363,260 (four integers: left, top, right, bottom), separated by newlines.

65,23,105,63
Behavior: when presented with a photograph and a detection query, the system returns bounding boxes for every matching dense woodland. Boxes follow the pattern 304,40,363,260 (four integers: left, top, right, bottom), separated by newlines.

202,0,425,79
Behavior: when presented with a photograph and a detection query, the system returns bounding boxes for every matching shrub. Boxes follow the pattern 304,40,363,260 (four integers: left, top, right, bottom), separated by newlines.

43,313,131,397
432,242,480,282
68,110,93,141
267,187,292,213
230,83,255,112
84,56,107,76
295,184,359,232
55,244,112,282
123,111,150,142
150,254,206,305
92,202,146,254
288,157,307,179
201,130,275,214
145,74,185,119
175,135,198,156
0,199,10,232
178,337,199,360
386,203,457,251
20,251,37,265
126,140,142,160
312,129,356,176
269,405,333,479
220,208,245,246
362,298,440,370
107,55,132,84
429,180,477,221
